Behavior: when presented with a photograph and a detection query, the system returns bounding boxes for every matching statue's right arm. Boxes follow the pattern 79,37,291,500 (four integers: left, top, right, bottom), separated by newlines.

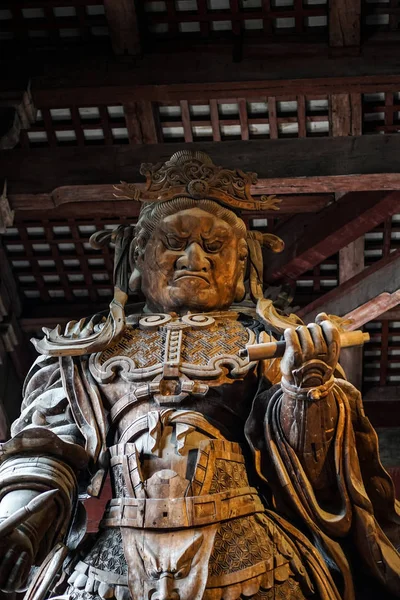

0,355,89,592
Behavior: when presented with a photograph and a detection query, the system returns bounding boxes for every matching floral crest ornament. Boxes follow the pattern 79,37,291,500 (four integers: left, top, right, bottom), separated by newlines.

114,150,282,212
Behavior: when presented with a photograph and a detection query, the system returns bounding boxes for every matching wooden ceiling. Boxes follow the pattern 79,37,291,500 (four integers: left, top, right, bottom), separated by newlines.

1,0,400,437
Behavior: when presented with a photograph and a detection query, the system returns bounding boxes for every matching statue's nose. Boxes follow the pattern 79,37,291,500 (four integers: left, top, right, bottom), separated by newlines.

176,243,209,272
150,575,180,600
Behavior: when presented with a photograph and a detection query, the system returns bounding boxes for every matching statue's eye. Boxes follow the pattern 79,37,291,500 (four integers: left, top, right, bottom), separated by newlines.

174,565,189,579
148,568,162,580
204,239,223,253
166,236,186,251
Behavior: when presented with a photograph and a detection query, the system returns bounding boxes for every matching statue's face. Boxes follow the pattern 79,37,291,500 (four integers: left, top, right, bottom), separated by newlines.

138,207,247,313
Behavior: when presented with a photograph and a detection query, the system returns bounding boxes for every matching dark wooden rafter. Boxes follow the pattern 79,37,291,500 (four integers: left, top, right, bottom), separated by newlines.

5,135,400,197
103,0,141,55
264,191,400,283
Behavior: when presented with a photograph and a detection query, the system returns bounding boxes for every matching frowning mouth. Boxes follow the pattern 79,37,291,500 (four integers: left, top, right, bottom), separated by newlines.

174,271,210,284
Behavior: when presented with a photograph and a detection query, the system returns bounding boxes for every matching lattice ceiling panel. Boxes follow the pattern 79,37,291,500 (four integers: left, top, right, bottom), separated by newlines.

4,217,122,305
363,0,400,34
363,92,400,134
0,1,108,44
158,97,330,141
20,97,330,148
23,105,126,148
18,90,400,149
143,0,328,39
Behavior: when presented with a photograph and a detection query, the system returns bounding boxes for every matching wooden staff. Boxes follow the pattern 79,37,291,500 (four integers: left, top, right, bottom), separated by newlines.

239,330,370,361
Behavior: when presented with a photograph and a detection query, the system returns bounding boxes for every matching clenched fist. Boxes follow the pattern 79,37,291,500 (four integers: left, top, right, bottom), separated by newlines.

281,313,340,398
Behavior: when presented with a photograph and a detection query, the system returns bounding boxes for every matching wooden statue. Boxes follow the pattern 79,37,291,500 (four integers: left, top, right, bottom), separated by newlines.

0,151,400,600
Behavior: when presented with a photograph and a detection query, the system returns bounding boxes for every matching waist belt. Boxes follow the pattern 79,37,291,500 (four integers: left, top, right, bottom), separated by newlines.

101,486,264,529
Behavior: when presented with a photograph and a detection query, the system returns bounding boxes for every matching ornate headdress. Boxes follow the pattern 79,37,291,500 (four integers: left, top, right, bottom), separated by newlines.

114,150,282,212
33,151,286,356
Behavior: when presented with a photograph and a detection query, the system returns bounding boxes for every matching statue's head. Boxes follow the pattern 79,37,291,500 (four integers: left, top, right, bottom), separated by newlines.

117,151,284,314
132,199,248,313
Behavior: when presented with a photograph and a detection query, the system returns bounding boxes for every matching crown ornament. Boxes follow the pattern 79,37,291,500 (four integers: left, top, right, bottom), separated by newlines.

114,150,282,212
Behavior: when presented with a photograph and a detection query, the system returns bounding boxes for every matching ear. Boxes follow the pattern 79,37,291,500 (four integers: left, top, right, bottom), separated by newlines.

234,277,246,302
234,239,247,302
129,267,142,293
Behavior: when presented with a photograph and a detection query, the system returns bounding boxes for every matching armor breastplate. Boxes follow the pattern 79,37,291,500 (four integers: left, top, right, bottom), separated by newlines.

89,311,258,409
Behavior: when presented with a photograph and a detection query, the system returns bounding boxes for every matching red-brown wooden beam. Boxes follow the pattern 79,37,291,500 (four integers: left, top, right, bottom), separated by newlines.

264,191,400,283
4,136,400,195
9,187,332,216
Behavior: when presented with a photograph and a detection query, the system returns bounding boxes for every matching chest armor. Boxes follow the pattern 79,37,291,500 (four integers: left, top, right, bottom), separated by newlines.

89,311,258,408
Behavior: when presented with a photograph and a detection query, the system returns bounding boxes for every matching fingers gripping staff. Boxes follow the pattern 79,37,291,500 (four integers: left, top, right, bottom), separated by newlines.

281,316,341,401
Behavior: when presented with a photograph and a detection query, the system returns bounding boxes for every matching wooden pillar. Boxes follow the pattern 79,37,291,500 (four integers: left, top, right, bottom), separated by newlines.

339,238,365,389
103,0,141,55
330,92,364,388
329,0,361,52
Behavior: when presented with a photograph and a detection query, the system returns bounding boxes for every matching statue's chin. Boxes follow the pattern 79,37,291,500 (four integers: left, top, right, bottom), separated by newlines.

145,283,231,314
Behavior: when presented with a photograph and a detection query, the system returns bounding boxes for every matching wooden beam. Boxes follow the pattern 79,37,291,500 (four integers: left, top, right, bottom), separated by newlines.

329,0,361,50
338,236,365,388
330,89,364,387
16,44,400,109
103,0,140,55
299,249,400,323
265,191,400,283
9,186,332,215
344,292,400,328
5,136,400,195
